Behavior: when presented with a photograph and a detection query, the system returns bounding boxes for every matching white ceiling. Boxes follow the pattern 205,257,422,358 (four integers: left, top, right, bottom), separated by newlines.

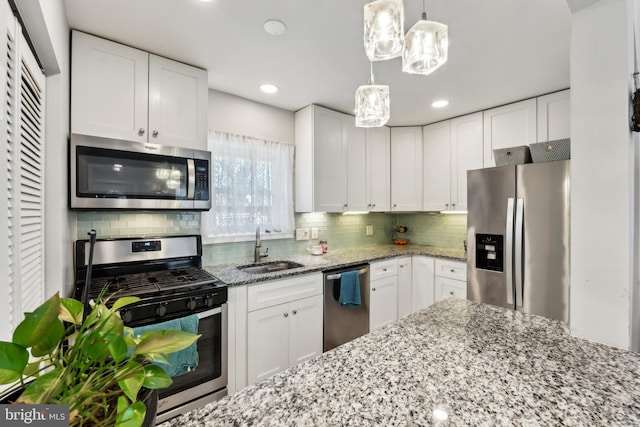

63,0,572,127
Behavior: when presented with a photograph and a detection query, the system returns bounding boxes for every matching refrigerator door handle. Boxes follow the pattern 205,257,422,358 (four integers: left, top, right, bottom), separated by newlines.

505,198,515,305
515,198,524,307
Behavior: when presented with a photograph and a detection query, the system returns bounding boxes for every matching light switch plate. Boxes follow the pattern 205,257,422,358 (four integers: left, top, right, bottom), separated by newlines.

311,227,319,239
366,225,373,236
296,228,310,240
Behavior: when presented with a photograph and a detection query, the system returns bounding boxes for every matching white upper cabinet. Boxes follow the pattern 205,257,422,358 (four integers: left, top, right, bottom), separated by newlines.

451,112,483,211
423,120,451,212
483,98,537,167
296,105,390,213
390,127,423,211
423,112,482,212
537,89,570,142
71,31,208,149
295,105,348,212
365,127,391,212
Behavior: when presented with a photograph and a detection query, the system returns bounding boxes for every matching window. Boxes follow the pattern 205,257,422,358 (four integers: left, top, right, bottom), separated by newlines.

202,131,294,243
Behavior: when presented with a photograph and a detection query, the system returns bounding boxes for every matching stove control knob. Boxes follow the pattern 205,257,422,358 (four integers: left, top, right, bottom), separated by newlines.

204,296,214,307
156,304,167,317
187,298,197,311
120,310,132,323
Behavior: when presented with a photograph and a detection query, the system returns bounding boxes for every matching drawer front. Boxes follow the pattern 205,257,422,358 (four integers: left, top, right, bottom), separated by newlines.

369,258,398,280
248,273,323,312
435,259,467,281
435,276,467,302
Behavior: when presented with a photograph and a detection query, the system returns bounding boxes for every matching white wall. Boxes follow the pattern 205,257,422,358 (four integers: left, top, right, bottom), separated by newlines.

208,89,295,144
14,0,74,298
570,0,638,349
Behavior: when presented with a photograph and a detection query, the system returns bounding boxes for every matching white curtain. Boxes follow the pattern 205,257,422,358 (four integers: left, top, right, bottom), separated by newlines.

202,130,295,242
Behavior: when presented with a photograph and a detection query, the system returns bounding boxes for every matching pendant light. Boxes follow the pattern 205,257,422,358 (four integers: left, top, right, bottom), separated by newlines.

355,63,390,127
402,1,448,75
363,0,405,61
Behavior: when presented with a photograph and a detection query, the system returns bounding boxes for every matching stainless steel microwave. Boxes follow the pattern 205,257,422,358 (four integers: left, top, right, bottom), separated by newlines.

69,134,211,210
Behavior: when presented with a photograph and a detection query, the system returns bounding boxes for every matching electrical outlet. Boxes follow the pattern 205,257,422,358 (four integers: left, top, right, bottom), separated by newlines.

296,228,310,240
366,225,373,236
311,227,319,239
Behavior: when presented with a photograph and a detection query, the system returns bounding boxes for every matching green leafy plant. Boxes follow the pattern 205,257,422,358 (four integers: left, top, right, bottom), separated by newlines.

0,292,199,426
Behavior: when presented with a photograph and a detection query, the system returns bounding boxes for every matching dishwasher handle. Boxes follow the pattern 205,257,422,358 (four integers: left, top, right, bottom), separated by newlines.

324,266,368,281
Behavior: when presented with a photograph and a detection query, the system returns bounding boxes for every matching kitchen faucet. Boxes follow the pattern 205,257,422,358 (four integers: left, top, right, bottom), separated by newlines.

254,226,268,263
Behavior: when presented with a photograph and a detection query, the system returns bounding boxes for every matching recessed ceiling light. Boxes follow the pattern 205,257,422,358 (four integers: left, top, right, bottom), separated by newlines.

432,100,449,108
260,84,278,94
264,20,287,36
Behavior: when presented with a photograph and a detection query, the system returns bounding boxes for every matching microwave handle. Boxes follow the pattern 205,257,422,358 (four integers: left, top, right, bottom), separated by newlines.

187,159,196,199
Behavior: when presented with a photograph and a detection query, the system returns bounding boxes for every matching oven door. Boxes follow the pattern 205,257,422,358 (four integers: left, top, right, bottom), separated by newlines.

156,304,227,423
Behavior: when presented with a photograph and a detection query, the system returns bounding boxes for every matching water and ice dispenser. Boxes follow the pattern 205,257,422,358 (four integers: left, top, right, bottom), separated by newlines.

475,234,504,272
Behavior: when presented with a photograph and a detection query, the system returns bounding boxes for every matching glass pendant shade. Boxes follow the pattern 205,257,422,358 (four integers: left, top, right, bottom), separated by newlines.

364,0,405,61
355,83,390,128
402,14,448,75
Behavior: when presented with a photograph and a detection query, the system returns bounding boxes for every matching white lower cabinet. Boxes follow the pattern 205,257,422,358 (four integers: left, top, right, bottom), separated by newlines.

369,259,398,331
411,256,435,313
434,259,467,302
397,257,412,318
245,274,323,386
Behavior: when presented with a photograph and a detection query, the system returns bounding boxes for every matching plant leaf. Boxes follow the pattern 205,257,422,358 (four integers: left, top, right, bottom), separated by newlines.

23,361,42,378
31,319,65,357
111,296,140,312
0,342,29,384
59,298,84,325
13,293,61,348
108,334,129,363
115,399,146,427
118,372,145,402
16,369,60,404
133,330,200,356
142,364,172,389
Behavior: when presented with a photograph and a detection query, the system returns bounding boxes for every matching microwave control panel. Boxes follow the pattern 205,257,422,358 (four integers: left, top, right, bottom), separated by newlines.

194,159,210,200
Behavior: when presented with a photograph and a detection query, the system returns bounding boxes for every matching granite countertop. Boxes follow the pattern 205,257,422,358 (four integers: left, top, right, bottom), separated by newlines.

159,298,640,426
206,244,466,286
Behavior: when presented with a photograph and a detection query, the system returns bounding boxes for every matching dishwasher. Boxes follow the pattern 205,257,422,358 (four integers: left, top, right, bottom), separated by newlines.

323,264,370,352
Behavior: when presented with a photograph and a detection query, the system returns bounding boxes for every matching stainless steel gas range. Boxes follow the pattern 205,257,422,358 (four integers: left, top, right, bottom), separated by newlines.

73,234,227,423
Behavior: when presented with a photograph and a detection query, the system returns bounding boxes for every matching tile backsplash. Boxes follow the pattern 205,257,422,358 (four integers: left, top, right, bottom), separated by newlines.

77,211,467,265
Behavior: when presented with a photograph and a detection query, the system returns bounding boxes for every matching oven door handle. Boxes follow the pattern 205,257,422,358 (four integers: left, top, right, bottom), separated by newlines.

198,306,222,319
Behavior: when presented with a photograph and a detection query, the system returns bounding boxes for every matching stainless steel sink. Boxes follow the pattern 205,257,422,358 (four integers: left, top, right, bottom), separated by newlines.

238,261,304,275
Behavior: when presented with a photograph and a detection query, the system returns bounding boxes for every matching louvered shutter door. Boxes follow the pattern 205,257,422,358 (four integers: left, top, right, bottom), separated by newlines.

0,7,45,339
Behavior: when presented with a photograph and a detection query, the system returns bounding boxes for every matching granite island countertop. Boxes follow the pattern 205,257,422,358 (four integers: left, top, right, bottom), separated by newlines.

205,244,466,286
158,298,640,426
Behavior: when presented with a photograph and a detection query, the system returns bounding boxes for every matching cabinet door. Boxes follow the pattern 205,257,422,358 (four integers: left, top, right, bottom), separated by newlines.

397,257,412,319
71,31,149,142
537,90,570,142
366,127,391,211
288,295,323,367
347,123,368,211
247,303,290,385
423,121,451,211
411,256,435,313
370,276,398,331
390,127,423,211
451,112,483,211
435,277,467,302
483,98,536,167
313,107,348,212
148,54,208,149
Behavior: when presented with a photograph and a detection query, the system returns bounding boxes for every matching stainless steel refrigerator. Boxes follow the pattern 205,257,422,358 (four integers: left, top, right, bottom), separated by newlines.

466,160,570,322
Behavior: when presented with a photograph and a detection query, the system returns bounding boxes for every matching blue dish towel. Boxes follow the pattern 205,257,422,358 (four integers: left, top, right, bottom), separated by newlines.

132,314,199,377
339,270,361,306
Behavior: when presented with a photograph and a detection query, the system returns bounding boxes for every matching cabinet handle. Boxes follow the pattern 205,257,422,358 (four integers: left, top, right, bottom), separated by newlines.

445,203,449,207
372,288,376,291
284,312,289,317
292,310,297,315
138,128,145,136
372,204,375,208
449,291,454,296
382,268,387,272
450,269,455,273
393,204,397,208
152,130,159,138
452,203,456,208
